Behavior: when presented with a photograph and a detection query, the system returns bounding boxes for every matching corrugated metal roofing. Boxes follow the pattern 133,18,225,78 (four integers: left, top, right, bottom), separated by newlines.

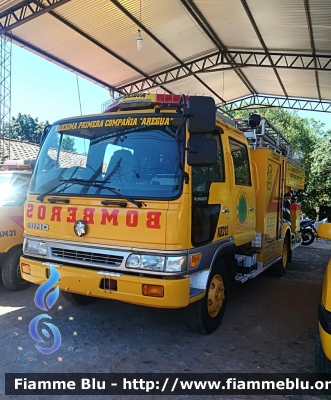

195,0,263,50
1,0,330,107
318,71,331,100
246,0,311,51
0,0,22,14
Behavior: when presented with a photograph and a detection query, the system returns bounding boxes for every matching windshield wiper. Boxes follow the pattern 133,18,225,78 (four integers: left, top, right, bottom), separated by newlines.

101,200,127,207
36,165,81,202
36,181,75,202
61,178,145,208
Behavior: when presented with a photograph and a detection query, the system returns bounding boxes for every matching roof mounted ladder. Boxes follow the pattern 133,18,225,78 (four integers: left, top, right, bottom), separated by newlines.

234,116,292,156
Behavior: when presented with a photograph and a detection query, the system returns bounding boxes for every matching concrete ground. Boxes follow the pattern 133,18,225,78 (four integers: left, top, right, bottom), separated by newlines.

1,240,331,400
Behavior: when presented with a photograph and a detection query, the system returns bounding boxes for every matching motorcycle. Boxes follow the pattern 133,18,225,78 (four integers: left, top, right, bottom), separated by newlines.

300,219,317,245
300,217,328,246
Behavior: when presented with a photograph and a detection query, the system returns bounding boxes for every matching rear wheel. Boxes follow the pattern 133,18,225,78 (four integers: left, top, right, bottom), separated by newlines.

61,291,96,305
301,229,315,246
186,260,228,334
1,247,30,291
315,329,331,374
272,235,289,277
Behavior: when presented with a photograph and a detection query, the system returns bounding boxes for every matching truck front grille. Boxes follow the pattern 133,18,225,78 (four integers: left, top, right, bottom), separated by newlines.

51,247,123,266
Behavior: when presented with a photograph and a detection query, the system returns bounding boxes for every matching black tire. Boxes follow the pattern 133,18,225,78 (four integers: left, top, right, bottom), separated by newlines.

315,329,331,374
186,260,228,334
61,291,96,305
1,247,30,291
301,229,315,246
272,235,289,277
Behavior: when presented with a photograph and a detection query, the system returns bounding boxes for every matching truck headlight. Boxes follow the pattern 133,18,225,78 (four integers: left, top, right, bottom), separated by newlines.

126,254,186,272
23,238,47,256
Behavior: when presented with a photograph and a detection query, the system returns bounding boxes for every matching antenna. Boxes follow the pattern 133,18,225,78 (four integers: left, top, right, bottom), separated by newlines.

76,75,83,116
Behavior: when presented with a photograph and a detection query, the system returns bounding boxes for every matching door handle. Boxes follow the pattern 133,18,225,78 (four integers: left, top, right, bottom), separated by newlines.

249,207,255,211
222,209,231,213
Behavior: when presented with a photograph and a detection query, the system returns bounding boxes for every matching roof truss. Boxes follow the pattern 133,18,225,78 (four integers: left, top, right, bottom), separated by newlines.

303,0,321,100
0,0,71,33
1,0,173,95
110,0,225,103
117,50,331,94
223,95,331,114
179,0,255,95
0,0,330,116
240,0,287,97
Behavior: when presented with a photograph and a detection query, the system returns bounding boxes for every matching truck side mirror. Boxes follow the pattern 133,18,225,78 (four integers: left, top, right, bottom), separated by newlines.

187,137,217,166
187,96,216,134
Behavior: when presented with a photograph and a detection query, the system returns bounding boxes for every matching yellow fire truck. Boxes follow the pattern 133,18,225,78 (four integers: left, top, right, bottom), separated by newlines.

20,94,304,333
315,223,331,373
0,160,32,291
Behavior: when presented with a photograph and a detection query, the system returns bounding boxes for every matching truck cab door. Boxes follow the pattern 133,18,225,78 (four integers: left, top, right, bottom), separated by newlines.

227,137,256,246
190,132,232,247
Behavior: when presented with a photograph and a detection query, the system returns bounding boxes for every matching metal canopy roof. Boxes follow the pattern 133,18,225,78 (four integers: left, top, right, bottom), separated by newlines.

1,0,331,113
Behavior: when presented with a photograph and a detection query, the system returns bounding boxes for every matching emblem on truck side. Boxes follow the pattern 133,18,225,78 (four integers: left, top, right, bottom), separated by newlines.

236,188,248,231
74,220,87,237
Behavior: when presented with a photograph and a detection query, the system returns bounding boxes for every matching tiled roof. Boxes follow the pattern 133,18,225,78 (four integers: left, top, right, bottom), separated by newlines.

0,138,86,169
0,138,40,164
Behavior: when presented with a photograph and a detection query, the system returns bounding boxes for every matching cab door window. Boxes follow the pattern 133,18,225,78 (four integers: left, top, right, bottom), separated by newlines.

229,138,251,186
192,133,224,193
191,133,224,247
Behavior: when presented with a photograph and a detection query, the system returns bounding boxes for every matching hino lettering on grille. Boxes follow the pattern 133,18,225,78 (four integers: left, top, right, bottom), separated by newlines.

27,222,49,231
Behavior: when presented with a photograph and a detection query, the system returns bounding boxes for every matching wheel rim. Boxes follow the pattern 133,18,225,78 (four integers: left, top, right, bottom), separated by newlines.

282,241,288,268
16,262,26,284
303,232,313,243
207,274,225,317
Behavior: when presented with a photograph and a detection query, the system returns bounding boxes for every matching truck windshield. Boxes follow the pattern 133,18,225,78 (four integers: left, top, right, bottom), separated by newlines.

29,118,183,200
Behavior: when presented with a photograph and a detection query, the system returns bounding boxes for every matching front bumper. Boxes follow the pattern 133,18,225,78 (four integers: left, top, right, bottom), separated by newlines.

318,302,331,360
20,256,191,308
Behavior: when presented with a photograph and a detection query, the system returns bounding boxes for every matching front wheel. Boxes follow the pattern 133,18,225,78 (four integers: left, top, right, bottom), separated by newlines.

301,229,315,246
1,247,30,291
186,260,228,334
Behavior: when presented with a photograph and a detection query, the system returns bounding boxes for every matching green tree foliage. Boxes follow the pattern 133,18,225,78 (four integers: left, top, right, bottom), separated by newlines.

47,133,76,153
61,136,76,153
231,107,329,217
6,113,48,144
305,133,331,216
5,113,75,152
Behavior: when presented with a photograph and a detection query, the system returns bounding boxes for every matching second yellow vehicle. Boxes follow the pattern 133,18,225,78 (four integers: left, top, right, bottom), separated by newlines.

315,223,331,373
0,162,31,291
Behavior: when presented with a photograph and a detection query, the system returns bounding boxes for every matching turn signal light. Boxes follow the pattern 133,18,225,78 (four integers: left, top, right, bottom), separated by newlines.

142,284,164,298
190,253,201,268
21,263,31,274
